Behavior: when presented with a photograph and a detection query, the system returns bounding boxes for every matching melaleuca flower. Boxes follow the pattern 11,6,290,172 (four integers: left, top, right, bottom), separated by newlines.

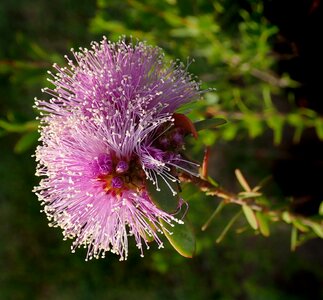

34,37,201,260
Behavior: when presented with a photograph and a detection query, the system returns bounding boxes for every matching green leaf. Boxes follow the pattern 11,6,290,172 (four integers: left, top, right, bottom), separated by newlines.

256,212,270,237
146,177,179,213
309,223,323,238
235,169,251,192
292,219,309,232
319,201,323,216
244,114,263,138
216,211,242,243
282,211,292,224
201,201,226,231
194,118,227,131
222,124,238,141
287,113,304,143
267,115,284,145
238,191,262,199
170,27,199,38
315,119,323,140
0,119,39,133
242,205,258,230
207,176,219,187
139,218,156,243
161,218,196,258
252,176,272,192
14,131,39,153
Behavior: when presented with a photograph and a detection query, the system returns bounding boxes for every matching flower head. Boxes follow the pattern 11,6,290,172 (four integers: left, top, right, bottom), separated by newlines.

34,37,201,260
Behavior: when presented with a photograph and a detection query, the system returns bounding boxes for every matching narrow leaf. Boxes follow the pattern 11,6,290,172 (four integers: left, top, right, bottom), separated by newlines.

242,205,258,230
267,115,284,145
282,211,292,224
256,212,270,237
292,219,309,232
315,118,323,140
146,177,179,213
238,191,262,199
207,176,219,187
216,211,242,243
0,119,39,133
309,223,323,238
161,218,196,258
319,201,323,216
235,169,251,192
194,118,227,132
252,176,271,192
201,201,226,231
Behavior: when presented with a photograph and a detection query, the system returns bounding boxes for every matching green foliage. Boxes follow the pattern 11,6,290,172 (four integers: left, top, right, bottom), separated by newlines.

161,218,196,258
242,205,258,230
256,211,270,237
215,210,242,244
1,0,322,256
90,0,321,146
194,117,227,131
146,176,180,213
196,169,323,252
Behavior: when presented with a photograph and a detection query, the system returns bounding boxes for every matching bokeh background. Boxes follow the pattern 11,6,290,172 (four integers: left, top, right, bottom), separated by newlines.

1,0,322,299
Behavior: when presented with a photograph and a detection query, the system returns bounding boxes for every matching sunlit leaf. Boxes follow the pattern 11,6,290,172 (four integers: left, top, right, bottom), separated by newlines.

244,114,263,138
242,205,258,230
146,177,179,213
256,212,270,237
287,113,304,143
267,115,284,145
309,222,323,238
222,124,238,141
238,191,262,199
235,169,251,192
319,201,323,216
315,119,323,140
292,219,308,232
282,211,292,224
200,129,217,146
161,218,196,258
194,118,227,132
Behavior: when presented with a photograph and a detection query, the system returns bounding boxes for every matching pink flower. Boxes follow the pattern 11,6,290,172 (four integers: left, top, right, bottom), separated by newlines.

34,37,201,260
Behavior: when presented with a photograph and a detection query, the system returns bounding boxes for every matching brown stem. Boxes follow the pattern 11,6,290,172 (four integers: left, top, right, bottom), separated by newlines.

180,173,322,229
180,173,265,211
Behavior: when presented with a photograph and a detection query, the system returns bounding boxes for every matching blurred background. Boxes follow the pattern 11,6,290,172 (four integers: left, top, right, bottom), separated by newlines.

0,0,322,299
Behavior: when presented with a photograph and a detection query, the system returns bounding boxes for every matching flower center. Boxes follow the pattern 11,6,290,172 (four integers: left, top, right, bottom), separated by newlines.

92,155,144,195
91,124,188,196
